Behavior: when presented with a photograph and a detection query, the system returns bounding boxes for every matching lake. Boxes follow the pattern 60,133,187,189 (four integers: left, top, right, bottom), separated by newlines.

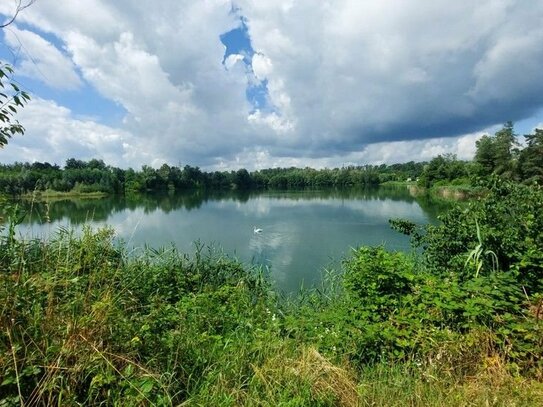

4,187,445,292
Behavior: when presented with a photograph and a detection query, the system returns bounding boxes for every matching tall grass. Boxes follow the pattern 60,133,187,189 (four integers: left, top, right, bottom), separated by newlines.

1,222,542,405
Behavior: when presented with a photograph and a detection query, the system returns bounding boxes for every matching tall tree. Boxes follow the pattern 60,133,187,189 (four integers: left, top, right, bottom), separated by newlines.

474,134,496,176
474,122,519,179
519,128,543,183
493,121,518,178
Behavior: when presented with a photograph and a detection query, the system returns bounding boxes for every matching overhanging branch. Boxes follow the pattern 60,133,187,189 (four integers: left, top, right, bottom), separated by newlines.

0,0,36,28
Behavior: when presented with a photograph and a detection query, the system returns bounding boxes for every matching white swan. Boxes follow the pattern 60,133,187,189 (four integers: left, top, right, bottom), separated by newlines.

253,226,263,234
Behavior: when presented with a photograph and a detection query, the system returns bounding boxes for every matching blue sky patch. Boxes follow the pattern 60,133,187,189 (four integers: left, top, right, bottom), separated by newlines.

0,25,126,126
220,18,253,65
220,17,272,113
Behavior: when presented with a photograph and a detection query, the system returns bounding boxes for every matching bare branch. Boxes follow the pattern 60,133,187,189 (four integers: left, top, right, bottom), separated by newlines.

0,0,36,28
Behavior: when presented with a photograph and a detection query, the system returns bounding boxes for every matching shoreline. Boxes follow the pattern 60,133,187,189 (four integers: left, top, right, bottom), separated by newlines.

20,190,108,200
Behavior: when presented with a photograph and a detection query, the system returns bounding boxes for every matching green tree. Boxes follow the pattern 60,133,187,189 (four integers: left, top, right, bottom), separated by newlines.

233,168,253,189
0,1,35,147
474,122,520,179
474,134,496,176
418,154,468,187
0,64,31,147
519,128,543,184
493,121,518,178
65,158,86,170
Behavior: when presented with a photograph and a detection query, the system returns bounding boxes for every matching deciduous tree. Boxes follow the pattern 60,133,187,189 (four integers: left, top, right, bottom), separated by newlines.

0,64,30,147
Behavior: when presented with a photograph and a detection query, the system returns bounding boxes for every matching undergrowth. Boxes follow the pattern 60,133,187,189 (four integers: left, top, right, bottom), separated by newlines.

1,180,542,406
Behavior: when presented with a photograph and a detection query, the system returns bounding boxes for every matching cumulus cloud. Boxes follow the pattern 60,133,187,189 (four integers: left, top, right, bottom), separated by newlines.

1,0,543,169
238,0,543,153
208,129,489,171
7,97,131,166
3,25,82,90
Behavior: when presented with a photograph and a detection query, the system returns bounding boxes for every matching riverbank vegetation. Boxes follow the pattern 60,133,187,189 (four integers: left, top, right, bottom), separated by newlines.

418,122,542,189
1,123,541,200
1,179,542,405
0,159,422,196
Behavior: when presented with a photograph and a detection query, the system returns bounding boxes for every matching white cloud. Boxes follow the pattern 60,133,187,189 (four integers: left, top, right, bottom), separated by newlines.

252,53,273,80
210,128,491,171
248,110,295,135
3,25,82,90
238,0,543,151
65,31,195,119
4,97,132,166
224,53,244,70
0,0,123,41
1,0,543,169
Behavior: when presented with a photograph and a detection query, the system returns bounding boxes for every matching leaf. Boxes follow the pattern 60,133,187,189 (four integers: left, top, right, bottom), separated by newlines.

1,376,16,386
123,364,134,377
139,379,154,394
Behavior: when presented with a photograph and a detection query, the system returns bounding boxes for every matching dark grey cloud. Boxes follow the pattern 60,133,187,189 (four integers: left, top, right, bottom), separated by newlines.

1,0,542,169
240,0,543,158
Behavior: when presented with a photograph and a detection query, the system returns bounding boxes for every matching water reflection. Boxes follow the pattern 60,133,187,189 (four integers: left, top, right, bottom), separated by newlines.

3,187,444,292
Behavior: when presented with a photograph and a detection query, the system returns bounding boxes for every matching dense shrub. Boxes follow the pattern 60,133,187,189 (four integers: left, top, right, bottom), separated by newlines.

1,180,542,405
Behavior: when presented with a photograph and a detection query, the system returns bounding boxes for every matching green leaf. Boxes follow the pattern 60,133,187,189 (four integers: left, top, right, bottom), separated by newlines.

1,376,16,386
139,379,154,394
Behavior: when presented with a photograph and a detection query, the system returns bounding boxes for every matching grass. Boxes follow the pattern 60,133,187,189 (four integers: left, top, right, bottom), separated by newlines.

356,361,543,407
404,183,487,204
380,180,418,187
20,189,108,200
1,223,542,405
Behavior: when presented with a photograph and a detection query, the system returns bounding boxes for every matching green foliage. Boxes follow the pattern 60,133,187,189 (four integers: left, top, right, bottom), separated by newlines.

519,128,543,184
0,64,30,147
0,226,280,405
369,181,542,367
282,181,542,371
464,218,499,278
473,121,543,184
474,134,497,174
0,159,429,196
421,179,543,291
418,154,469,188
344,247,417,312
1,180,542,405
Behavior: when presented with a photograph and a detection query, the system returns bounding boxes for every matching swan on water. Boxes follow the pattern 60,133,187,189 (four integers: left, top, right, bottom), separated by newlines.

253,226,263,234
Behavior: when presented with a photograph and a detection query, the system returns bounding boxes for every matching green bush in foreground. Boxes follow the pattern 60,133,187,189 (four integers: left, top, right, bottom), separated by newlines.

1,180,542,405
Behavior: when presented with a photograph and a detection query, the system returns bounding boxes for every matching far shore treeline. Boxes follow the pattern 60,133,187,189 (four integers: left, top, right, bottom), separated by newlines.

0,122,541,196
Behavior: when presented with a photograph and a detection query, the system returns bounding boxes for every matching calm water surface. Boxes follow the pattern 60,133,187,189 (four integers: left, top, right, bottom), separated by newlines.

7,187,445,292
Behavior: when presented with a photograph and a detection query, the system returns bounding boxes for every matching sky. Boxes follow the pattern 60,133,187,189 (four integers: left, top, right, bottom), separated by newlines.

0,0,542,170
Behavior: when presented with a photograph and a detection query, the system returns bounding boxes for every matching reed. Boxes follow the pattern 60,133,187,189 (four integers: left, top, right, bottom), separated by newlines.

2,180,542,405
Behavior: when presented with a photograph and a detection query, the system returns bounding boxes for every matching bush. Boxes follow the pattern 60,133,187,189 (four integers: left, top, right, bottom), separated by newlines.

1,179,542,404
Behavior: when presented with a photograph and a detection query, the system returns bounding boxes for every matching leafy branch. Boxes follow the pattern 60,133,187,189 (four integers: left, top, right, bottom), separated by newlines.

0,63,30,147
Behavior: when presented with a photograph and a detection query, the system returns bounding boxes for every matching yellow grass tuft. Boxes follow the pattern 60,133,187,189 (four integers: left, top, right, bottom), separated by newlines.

291,347,360,406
